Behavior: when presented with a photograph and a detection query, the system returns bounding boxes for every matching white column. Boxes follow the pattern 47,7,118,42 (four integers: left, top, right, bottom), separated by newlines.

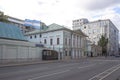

72,49,74,59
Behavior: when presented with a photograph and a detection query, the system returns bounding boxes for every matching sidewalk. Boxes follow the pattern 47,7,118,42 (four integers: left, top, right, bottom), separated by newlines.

0,57,89,67
0,60,61,68
0,56,116,68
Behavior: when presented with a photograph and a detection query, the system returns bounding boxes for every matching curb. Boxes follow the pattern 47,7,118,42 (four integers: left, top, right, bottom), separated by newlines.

0,57,110,68
0,60,61,68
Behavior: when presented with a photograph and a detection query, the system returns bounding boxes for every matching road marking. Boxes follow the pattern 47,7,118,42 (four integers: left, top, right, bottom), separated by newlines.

78,64,95,69
58,63,79,67
92,60,120,62
89,64,120,80
28,70,70,80
99,65,120,80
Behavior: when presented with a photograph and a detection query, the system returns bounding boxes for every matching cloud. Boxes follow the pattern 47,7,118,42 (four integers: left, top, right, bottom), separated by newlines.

0,0,120,42
38,1,44,5
0,0,120,32
0,0,41,19
78,0,120,10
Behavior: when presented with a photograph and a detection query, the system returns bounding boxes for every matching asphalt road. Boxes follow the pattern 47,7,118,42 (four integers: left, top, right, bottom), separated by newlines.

0,57,120,80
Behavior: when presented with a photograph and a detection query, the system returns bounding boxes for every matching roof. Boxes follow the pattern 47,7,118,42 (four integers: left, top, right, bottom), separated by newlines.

73,29,88,37
83,19,110,25
7,16,24,22
25,23,68,35
25,23,87,37
73,18,89,22
0,22,26,41
81,19,119,31
47,23,66,30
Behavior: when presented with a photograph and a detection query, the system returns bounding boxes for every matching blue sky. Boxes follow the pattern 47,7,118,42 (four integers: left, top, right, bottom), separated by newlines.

113,7,120,14
0,0,120,31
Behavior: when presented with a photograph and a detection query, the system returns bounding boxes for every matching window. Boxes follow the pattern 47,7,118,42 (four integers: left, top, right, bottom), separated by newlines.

30,36,32,39
69,39,71,46
39,34,42,38
50,39,53,45
73,35,75,46
65,38,67,45
44,39,47,44
73,39,75,46
69,51,71,56
65,51,67,56
57,38,60,45
84,26,86,29
34,35,37,38
114,30,116,33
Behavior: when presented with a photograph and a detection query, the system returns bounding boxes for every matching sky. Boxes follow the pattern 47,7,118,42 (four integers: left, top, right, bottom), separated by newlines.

0,0,120,30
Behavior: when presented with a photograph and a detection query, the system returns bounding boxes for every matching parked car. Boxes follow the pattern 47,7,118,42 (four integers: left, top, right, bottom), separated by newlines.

110,54,115,56
115,55,120,57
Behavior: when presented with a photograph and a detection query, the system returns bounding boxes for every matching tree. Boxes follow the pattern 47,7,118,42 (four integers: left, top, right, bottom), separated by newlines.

98,35,108,56
0,11,9,23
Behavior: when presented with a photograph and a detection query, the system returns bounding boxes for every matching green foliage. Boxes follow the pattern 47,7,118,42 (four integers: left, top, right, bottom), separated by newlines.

0,12,9,23
98,35,108,55
40,22,48,30
98,35,108,47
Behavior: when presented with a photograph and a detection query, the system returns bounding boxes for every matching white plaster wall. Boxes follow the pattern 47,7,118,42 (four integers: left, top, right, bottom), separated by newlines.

42,30,64,48
27,34,41,43
29,47,36,58
0,46,2,60
18,47,28,58
26,30,64,50
0,39,43,62
3,46,17,59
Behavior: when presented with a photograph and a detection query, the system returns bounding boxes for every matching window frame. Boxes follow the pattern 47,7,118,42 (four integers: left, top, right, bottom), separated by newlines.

57,38,60,45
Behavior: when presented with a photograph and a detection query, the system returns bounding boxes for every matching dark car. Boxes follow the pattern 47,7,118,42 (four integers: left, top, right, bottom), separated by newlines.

110,54,115,56
115,55,120,57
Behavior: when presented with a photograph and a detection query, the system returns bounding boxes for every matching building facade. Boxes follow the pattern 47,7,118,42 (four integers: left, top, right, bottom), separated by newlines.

73,18,89,30
0,11,48,33
7,16,37,33
25,23,87,60
2,15,47,33
73,19,119,55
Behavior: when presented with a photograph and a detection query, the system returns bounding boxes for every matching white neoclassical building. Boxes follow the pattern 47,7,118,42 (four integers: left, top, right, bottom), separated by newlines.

73,19,119,55
25,23,87,60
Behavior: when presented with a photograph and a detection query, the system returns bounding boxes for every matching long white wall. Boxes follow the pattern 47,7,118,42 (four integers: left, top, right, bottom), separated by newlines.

0,39,43,63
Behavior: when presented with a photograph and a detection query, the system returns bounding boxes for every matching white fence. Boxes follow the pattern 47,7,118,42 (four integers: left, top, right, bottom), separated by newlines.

0,39,43,63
